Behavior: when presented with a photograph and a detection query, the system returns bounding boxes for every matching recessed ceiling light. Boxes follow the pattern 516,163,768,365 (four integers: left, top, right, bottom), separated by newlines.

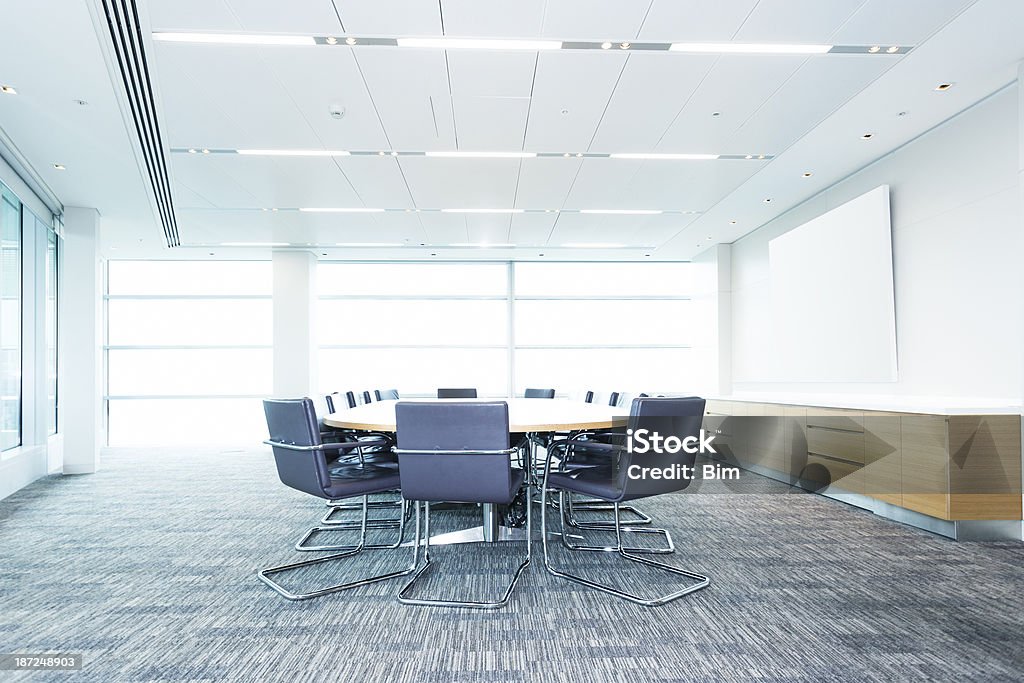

299,207,385,213
861,133,873,139
396,37,562,51
53,164,66,171
644,253,651,257
441,208,524,214
326,36,338,45
378,151,386,156
619,42,631,49
763,198,772,203
74,99,89,106
802,172,812,177
934,82,953,91
600,42,612,50
744,155,752,159
711,111,721,117
153,32,315,46
201,149,210,154
580,209,662,215
425,151,536,159
575,152,582,158
221,242,289,246
237,149,351,156
886,45,899,53
389,151,398,156
560,108,569,115
897,111,907,117
430,253,437,256
757,154,765,159
729,220,737,224
188,148,197,154
609,153,719,160
868,45,880,53
669,42,831,54
345,37,357,45
1,85,17,95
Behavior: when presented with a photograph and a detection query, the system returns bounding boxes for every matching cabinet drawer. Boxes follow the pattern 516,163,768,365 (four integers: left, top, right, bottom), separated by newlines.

807,426,865,465
806,408,863,432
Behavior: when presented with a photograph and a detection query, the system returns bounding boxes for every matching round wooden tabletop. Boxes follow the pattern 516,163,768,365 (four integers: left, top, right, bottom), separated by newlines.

322,398,626,433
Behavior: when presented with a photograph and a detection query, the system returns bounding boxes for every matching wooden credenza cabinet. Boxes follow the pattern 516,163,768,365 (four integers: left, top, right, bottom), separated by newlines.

704,400,1022,523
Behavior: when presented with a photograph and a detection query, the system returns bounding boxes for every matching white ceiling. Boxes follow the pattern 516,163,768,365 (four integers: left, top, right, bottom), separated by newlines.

2,0,1022,260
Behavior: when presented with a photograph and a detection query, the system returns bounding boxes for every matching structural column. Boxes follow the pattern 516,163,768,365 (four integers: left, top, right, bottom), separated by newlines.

272,250,318,398
690,244,732,397
61,207,102,474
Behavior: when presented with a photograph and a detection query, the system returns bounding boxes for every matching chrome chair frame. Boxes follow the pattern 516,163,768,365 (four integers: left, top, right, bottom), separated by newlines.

539,449,709,606
257,439,415,601
395,445,531,609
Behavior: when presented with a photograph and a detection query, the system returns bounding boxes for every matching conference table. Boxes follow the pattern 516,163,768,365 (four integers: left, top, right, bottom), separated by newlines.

322,398,626,544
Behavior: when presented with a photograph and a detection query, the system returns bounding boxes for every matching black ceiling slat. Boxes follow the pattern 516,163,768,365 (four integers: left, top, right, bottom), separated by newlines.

100,0,180,248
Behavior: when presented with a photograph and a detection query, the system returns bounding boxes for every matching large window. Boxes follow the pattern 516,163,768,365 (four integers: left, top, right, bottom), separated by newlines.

45,226,58,435
318,263,509,396
317,262,691,398
0,183,21,451
105,261,272,445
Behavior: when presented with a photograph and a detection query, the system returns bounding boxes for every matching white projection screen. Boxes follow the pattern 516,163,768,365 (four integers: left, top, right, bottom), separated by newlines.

768,185,897,382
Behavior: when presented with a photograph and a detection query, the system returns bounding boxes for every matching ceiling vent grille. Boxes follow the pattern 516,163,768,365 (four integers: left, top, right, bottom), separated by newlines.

100,0,180,247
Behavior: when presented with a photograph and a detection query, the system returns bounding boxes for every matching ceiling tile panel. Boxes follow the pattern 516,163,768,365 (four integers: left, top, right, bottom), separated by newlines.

590,52,717,151
226,0,343,34
732,0,866,43
638,0,759,42
335,156,415,208
396,158,520,208
453,96,531,149
418,211,469,243
153,43,321,149
513,157,583,208
446,51,537,98
656,55,807,153
148,0,239,31
441,0,546,37
562,158,645,209
464,214,513,243
525,51,628,151
353,49,457,150
540,1,653,40
830,0,974,45
332,0,443,35
509,212,558,244
621,161,763,210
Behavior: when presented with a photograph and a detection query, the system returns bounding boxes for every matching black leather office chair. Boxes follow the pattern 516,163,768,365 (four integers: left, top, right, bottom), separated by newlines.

363,390,374,404
376,388,400,401
437,388,477,399
582,390,595,403
258,398,414,600
524,388,556,399
394,401,530,609
541,396,710,606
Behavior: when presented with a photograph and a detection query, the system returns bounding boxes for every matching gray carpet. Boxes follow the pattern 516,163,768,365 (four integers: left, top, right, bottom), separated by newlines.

0,448,1022,682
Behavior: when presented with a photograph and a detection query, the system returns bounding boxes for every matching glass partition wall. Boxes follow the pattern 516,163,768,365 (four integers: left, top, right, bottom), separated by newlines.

0,185,21,451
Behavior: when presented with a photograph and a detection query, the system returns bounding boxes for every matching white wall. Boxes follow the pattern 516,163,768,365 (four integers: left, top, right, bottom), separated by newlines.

731,85,1022,404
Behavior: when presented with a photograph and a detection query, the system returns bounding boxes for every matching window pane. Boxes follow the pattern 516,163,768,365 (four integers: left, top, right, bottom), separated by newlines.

319,348,507,397
318,299,506,346
514,262,691,297
108,260,271,295
0,186,21,451
46,228,58,434
318,263,507,296
107,299,272,346
514,348,693,395
108,398,267,446
515,299,692,346
108,349,272,396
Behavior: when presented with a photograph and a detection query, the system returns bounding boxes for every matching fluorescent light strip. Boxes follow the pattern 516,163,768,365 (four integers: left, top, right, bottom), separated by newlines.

221,242,289,247
154,32,314,46
426,151,537,159
449,243,516,247
560,242,629,248
335,242,405,247
579,209,662,215
670,42,831,54
441,208,524,214
299,207,385,213
609,153,719,160
238,149,350,157
396,37,561,51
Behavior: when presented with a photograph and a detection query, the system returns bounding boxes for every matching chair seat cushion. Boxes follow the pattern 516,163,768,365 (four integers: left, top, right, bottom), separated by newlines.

547,466,623,502
324,463,403,499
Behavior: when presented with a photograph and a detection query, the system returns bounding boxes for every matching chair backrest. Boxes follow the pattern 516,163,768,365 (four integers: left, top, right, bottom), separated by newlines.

263,398,332,498
608,391,621,407
324,392,341,413
437,387,477,399
524,388,555,399
362,390,373,404
616,396,707,500
345,390,358,408
375,388,400,401
583,390,594,403
395,401,513,504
